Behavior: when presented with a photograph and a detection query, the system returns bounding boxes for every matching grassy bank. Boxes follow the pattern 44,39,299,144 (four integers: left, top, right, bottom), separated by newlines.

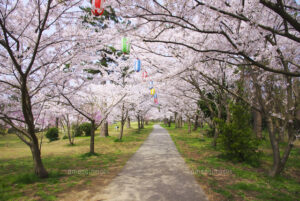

162,124,300,201
0,122,153,201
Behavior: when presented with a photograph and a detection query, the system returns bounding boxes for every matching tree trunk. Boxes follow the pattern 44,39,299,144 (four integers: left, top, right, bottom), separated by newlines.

30,142,48,178
267,116,295,177
188,118,192,134
212,104,222,147
119,117,125,140
253,109,262,139
279,123,285,142
141,117,144,129
21,81,48,178
225,103,231,123
199,120,203,128
271,61,297,175
164,118,168,126
90,120,95,154
275,63,296,175
176,115,182,128
137,115,141,129
174,112,178,128
212,121,219,147
275,119,284,142
249,66,296,176
55,117,59,128
212,128,218,147
119,103,126,140
179,116,183,128
168,117,172,127
126,116,131,128
267,117,282,176
67,120,74,145
101,121,109,137
119,122,124,140
60,119,66,138
193,114,199,131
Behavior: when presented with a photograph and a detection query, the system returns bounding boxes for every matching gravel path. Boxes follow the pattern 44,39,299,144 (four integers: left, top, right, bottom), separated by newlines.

91,125,208,201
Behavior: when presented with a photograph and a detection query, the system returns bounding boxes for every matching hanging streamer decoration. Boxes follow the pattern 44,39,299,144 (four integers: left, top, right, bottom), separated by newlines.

150,88,156,95
142,71,148,80
154,93,158,104
134,59,141,72
91,0,105,16
149,81,153,89
122,37,131,54
121,36,159,108
131,53,159,106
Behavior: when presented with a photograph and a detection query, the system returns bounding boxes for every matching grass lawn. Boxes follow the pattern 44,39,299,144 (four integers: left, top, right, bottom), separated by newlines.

162,123,300,201
0,122,153,201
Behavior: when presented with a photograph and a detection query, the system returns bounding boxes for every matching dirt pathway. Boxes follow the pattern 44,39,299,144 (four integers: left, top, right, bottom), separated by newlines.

90,125,208,201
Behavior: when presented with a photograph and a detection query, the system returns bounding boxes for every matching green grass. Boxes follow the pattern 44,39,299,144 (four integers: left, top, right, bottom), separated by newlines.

0,122,153,201
36,190,57,201
162,123,300,201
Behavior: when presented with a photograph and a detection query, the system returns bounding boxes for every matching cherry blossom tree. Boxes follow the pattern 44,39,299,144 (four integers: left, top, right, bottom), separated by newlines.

59,81,126,153
0,0,89,178
1,0,299,179
108,0,300,176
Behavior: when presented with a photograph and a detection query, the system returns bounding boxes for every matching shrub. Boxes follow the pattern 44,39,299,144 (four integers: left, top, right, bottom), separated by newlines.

0,124,6,135
7,127,17,134
206,127,215,137
72,123,92,137
72,125,82,137
45,127,59,142
34,128,41,133
216,103,261,166
79,122,92,136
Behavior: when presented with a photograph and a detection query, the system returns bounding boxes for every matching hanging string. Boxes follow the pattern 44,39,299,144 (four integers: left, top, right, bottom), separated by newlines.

122,38,159,106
